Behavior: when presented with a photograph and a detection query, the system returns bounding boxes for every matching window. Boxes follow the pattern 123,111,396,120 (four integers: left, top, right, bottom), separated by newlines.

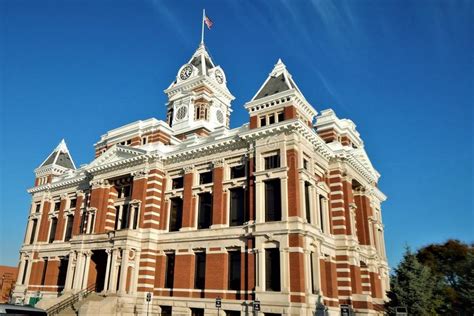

172,177,184,189
69,198,77,209
54,201,61,212
191,308,204,316
265,179,281,222
161,306,172,316
195,103,209,121
228,250,241,291
197,193,212,229
194,252,206,289
304,182,311,224
64,215,74,241
165,253,175,289
199,171,213,185
40,259,48,285
49,218,58,243
58,257,68,287
265,248,281,291
264,154,280,170
259,116,266,127
310,252,317,294
29,219,38,244
229,187,246,226
141,137,148,145
230,165,245,179
118,185,131,199
35,203,41,213
21,260,29,284
115,205,131,230
319,195,325,233
268,114,275,125
226,312,241,316
277,112,284,122
169,198,183,232
303,159,309,170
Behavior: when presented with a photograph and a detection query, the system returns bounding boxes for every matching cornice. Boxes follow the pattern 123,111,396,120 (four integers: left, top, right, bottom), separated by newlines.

28,175,87,194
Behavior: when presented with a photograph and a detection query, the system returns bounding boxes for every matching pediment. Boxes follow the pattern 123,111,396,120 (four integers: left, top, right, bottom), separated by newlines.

87,145,147,169
351,147,378,178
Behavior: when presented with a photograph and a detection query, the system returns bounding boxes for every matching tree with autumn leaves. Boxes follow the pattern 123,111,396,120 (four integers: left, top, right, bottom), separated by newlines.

386,240,473,315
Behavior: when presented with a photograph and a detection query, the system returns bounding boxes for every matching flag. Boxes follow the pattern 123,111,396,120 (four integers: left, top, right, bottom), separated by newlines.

204,15,213,29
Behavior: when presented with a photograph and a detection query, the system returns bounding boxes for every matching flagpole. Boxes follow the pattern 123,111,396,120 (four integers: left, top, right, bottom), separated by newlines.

201,9,205,44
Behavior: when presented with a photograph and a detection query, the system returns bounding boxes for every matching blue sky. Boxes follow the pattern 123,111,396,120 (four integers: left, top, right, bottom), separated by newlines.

1,0,472,267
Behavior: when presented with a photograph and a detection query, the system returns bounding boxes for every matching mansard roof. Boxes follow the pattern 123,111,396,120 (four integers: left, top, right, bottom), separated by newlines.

38,139,76,170
252,59,302,101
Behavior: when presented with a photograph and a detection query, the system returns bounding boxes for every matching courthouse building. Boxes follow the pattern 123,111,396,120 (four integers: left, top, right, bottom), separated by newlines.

13,41,389,315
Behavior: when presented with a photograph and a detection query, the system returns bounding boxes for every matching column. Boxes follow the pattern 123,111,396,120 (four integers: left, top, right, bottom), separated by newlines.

72,253,84,290
281,248,290,293
255,180,264,223
131,250,140,294
119,249,129,294
64,252,76,291
16,254,26,286
103,249,112,293
256,249,264,292
108,249,119,293
81,251,92,290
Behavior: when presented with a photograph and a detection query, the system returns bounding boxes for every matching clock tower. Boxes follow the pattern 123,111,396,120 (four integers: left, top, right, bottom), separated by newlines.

164,42,234,138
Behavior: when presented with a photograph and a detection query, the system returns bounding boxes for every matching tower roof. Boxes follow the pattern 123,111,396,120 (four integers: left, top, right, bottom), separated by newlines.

188,43,215,76
252,59,302,101
39,139,76,169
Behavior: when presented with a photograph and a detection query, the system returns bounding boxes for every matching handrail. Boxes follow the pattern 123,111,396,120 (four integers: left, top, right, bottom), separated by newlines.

46,283,96,315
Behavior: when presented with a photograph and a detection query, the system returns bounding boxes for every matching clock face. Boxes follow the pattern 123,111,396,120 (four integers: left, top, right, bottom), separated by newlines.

179,65,193,80
215,69,224,84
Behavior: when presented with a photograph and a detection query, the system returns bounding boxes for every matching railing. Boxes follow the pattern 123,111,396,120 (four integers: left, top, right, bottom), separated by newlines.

46,283,96,316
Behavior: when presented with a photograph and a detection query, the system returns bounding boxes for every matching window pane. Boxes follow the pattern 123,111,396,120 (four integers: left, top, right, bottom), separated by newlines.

199,171,213,184
194,253,206,289
169,198,183,232
49,218,58,243
265,248,280,291
165,254,175,288
230,165,245,179
228,251,241,291
229,188,245,226
198,193,213,229
305,182,311,224
172,177,184,189
265,179,281,222
264,155,280,170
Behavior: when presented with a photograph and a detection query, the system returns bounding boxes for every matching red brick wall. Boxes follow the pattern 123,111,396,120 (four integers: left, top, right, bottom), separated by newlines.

72,194,84,236
173,253,194,297
37,201,51,242
212,167,225,225
205,252,227,298
286,149,301,217
54,198,67,241
181,173,194,228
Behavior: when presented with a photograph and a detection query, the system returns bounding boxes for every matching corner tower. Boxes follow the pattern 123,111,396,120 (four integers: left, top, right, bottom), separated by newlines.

164,43,235,138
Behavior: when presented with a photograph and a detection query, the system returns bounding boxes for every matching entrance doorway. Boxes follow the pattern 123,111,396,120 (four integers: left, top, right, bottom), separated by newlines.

90,250,107,292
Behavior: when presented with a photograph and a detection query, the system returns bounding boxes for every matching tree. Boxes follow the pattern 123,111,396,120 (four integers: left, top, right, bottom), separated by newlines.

417,239,474,315
385,247,442,315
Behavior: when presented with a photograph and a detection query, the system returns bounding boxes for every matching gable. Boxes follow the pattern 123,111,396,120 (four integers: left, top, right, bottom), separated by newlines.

87,145,147,169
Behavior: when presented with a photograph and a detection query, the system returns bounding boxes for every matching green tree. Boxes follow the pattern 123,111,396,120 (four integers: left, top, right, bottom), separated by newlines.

385,247,442,315
457,251,474,315
417,239,474,315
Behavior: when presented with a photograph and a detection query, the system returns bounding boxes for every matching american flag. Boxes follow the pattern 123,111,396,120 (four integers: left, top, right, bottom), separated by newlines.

204,15,213,29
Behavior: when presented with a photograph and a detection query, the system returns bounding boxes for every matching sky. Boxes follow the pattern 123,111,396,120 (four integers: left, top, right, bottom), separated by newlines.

0,0,472,268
